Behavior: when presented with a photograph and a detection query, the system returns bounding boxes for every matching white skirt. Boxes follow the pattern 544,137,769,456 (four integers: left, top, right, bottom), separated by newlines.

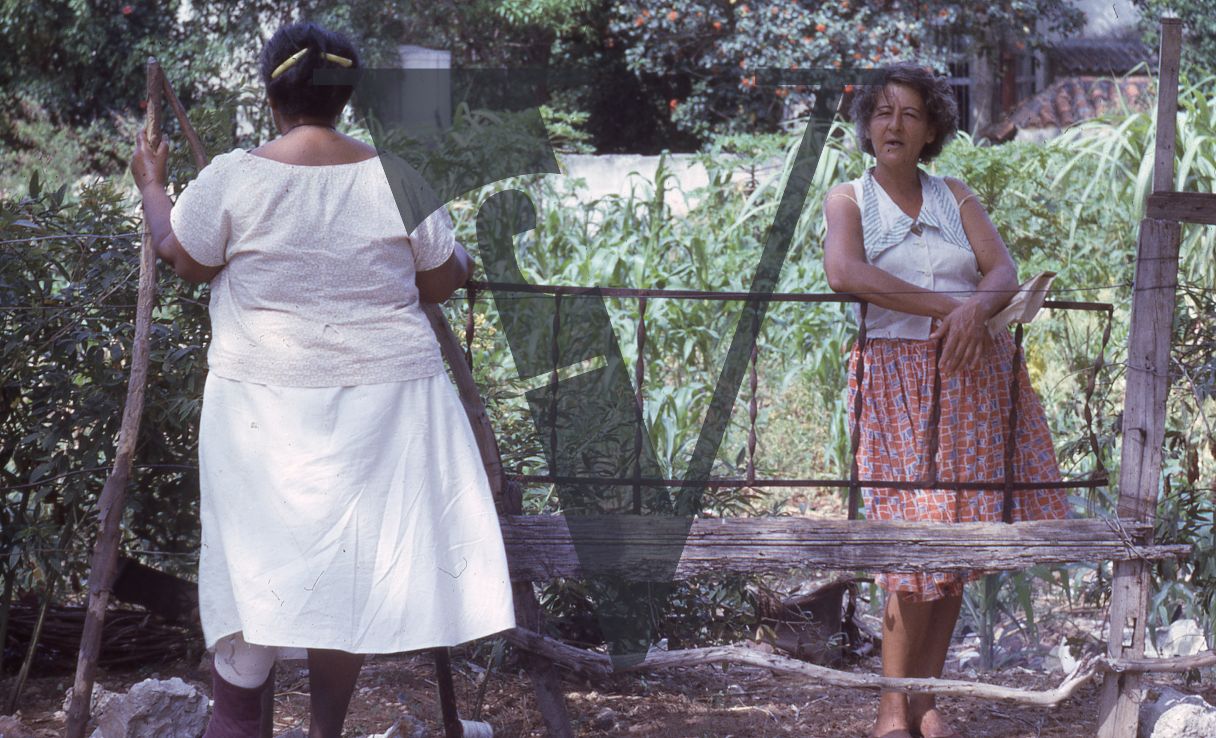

197,372,516,655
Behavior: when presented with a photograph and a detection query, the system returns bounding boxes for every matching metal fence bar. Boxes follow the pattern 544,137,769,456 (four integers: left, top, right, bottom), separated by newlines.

633,297,647,513
464,283,478,371
549,293,561,478
847,304,869,521
467,281,1114,311
1003,324,1026,524
1084,307,1115,477
508,473,1109,491
465,282,1113,502
747,333,758,488
926,339,944,488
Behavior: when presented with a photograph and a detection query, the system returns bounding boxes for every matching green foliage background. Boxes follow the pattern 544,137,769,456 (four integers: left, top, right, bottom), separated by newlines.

1,1,1214,669
6,74,1215,658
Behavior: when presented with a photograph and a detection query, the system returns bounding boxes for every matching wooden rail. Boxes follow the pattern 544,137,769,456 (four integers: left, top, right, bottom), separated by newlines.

1145,192,1216,226
500,516,1188,581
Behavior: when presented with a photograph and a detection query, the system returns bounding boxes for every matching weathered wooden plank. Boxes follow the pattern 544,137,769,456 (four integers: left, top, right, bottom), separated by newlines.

1151,19,1182,194
1146,192,1216,226
1098,218,1183,736
1115,219,1181,523
500,516,1188,581
1098,19,1186,738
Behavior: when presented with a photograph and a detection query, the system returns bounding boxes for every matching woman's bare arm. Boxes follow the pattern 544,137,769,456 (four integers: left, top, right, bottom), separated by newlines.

927,178,1019,372
131,136,223,284
415,243,473,303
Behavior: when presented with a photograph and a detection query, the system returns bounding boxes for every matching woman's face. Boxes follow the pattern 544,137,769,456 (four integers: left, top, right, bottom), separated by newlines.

867,83,935,167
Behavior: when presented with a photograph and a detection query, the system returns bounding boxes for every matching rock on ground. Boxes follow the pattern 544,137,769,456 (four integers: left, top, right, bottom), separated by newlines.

0,714,39,738
1138,686,1216,738
61,683,121,717
89,677,208,738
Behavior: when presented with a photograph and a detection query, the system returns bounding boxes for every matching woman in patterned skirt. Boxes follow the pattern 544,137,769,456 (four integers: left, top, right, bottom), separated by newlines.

822,63,1067,738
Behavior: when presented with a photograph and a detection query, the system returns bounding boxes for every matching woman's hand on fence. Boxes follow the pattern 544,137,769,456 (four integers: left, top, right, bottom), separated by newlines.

131,134,169,193
930,298,992,373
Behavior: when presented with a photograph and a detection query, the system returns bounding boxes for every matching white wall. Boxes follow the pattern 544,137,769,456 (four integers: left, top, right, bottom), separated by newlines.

1073,0,1141,36
557,154,782,216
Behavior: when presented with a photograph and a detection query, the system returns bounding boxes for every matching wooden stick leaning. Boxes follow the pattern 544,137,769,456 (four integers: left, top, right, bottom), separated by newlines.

66,57,164,738
66,59,211,738
160,74,208,171
421,303,504,501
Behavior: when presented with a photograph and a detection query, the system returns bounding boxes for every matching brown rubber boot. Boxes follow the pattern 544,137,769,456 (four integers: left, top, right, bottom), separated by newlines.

202,665,271,738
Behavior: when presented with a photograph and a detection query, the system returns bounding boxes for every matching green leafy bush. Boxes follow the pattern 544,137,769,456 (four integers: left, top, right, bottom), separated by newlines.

1,173,211,661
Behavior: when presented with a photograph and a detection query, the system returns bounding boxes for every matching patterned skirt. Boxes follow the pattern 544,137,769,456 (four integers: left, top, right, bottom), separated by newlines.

847,330,1069,601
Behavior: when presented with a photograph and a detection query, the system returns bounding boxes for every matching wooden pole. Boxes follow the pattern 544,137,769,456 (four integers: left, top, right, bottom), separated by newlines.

65,57,163,738
432,648,464,738
422,303,505,502
1095,18,1184,738
422,307,573,736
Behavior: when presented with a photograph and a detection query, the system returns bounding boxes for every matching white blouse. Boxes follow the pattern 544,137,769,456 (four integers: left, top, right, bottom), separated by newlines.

846,168,982,340
170,149,457,387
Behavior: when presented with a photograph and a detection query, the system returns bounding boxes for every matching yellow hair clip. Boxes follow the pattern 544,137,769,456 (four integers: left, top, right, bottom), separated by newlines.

270,49,353,80
270,48,308,80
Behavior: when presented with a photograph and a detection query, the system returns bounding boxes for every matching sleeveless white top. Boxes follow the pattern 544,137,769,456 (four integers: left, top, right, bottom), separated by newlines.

847,168,982,340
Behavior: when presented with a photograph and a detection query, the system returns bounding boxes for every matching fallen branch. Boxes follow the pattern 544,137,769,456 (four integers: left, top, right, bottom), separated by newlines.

503,630,1102,707
501,627,611,681
620,647,1102,707
504,630,1216,703
1105,649,1216,674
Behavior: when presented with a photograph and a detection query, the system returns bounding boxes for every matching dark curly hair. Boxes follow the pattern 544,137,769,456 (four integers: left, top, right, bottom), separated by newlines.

259,22,361,121
849,63,959,163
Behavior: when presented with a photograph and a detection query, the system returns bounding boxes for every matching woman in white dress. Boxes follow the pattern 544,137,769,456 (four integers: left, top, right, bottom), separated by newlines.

130,22,515,738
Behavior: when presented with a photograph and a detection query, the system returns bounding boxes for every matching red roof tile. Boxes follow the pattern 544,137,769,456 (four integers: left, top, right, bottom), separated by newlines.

983,75,1154,142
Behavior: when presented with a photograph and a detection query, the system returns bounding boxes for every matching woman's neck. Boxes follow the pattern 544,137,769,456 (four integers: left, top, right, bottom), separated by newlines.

871,161,922,199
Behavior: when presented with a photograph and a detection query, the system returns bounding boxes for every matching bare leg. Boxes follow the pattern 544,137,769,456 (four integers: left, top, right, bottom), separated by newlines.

909,594,963,737
874,592,935,737
306,648,365,738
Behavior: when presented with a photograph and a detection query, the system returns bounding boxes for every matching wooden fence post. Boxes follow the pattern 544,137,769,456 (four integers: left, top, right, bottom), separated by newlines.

1095,18,1183,738
65,58,163,738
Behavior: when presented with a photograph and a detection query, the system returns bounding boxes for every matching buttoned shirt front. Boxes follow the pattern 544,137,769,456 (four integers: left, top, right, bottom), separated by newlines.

847,168,981,340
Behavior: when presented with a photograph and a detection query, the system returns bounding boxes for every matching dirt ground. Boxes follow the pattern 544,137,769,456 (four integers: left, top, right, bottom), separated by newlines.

5,642,1214,738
